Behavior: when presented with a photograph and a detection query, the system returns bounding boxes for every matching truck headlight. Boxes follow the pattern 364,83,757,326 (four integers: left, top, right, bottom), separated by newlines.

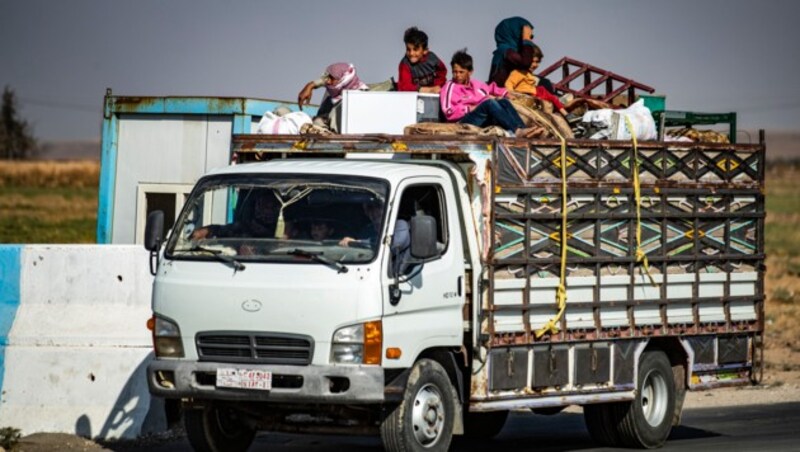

149,315,184,358
330,321,382,365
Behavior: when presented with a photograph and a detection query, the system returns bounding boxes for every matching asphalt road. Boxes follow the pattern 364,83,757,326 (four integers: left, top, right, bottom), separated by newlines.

112,401,800,451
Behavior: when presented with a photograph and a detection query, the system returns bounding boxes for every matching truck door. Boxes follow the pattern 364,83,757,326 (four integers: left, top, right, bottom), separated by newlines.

382,179,465,364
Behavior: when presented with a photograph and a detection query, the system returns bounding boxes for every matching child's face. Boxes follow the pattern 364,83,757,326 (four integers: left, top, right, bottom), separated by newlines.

451,64,471,85
529,57,541,73
310,222,332,241
405,43,427,64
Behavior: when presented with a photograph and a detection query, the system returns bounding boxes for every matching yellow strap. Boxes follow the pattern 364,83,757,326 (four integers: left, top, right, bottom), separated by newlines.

292,139,308,150
624,116,658,287
535,127,568,339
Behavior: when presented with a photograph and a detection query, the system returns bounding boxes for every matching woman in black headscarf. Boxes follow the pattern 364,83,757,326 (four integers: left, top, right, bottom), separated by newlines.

488,17,535,86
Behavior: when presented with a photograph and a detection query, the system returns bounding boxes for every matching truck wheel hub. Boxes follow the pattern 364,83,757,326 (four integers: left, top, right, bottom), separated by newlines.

412,383,445,446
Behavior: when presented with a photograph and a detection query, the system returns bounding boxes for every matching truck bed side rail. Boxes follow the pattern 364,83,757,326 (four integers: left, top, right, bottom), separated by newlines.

488,139,765,345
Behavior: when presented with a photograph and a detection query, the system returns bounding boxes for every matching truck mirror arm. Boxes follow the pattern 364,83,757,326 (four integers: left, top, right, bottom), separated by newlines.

389,263,424,306
144,210,165,276
149,246,160,276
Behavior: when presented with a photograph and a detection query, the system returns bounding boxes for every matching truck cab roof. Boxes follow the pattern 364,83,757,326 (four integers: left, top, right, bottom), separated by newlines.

205,158,461,186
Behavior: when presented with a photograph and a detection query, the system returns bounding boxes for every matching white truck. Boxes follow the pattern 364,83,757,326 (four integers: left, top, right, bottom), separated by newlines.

144,133,765,451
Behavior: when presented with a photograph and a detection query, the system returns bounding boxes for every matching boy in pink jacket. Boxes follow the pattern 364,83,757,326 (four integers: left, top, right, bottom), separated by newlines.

440,49,538,137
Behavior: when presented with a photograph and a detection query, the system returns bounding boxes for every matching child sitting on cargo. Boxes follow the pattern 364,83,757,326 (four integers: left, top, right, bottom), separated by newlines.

440,49,540,137
297,62,369,130
396,27,447,94
504,44,568,117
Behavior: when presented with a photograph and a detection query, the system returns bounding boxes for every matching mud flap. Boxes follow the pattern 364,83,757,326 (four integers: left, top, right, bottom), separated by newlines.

671,363,687,426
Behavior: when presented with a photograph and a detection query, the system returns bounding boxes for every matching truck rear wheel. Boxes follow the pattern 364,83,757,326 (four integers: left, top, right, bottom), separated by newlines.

185,404,256,452
584,351,675,449
381,359,456,452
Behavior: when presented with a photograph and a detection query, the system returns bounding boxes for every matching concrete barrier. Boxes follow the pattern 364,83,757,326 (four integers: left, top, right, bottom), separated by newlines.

0,245,162,439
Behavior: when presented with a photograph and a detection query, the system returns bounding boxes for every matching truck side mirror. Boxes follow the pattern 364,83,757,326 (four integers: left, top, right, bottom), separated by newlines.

144,210,165,251
410,215,438,260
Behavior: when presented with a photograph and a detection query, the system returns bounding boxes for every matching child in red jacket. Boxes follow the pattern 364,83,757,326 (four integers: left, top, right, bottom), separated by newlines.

397,27,447,94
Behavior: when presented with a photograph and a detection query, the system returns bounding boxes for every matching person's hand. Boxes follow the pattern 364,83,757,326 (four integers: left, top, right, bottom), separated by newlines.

419,86,441,94
191,227,210,240
338,236,357,247
297,82,315,110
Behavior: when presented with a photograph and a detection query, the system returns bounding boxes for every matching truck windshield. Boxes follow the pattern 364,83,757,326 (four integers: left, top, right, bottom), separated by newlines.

165,174,389,265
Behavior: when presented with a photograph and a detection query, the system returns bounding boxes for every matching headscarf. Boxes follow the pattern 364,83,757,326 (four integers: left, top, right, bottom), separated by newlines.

323,62,368,101
490,17,534,74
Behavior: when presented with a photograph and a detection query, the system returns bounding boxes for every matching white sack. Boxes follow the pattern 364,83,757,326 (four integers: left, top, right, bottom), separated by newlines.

256,110,312,134
582,99,657,141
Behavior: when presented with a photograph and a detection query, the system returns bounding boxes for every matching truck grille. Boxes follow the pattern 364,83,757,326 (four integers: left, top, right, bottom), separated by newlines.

196,332,313,365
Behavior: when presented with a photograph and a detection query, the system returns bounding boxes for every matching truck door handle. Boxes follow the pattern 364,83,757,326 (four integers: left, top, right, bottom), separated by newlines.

457,276,462,297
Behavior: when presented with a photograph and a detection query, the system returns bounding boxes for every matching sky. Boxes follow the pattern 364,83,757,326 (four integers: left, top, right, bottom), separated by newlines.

1,0,799,142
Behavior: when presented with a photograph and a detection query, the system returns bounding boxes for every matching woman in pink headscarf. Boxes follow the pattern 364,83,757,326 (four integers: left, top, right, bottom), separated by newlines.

296,62,369,130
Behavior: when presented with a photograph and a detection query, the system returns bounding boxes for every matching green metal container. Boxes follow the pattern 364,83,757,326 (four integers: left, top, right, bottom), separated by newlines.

639,94,666,113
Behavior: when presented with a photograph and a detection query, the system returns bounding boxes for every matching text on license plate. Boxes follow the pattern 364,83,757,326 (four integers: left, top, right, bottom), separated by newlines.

216,368,272,391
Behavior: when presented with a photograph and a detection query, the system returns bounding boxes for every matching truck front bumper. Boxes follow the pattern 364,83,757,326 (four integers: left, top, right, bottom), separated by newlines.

147,360,385,403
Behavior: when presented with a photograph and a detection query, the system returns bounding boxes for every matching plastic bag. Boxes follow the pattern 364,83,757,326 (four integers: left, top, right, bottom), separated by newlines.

256,110,312,134
582,99,656,141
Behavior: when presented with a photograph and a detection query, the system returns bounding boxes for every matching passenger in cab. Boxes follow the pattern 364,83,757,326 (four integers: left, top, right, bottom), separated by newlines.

309,219,336,242
191,190,279,240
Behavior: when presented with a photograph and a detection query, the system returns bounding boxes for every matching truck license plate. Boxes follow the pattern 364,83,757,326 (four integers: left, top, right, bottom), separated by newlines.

216,368,272,391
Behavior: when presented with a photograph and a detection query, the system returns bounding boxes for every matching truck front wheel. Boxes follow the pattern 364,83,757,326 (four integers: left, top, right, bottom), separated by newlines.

381,359,456,452
584,351,675,448
185,404,256,452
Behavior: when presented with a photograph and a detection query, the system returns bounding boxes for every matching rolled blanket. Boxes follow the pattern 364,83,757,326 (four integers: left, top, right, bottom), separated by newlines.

404,122,507,137
509,100,574,139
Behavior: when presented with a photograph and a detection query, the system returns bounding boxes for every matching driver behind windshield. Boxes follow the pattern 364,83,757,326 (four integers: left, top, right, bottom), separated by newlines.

339,198,383,247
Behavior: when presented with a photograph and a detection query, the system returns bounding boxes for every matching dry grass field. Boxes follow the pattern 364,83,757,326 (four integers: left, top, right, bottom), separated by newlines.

0,160,99,243
763,163,800,385
0,160,798,384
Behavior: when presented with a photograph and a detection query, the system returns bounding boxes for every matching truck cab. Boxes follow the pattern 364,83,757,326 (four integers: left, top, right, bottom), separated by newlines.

146,157,477,451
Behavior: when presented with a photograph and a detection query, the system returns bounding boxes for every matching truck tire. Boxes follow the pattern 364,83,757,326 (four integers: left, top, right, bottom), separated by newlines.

463,411,508,439
584,351,676,449
185,404,256,452
583,401,624,447
381,359,456,452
